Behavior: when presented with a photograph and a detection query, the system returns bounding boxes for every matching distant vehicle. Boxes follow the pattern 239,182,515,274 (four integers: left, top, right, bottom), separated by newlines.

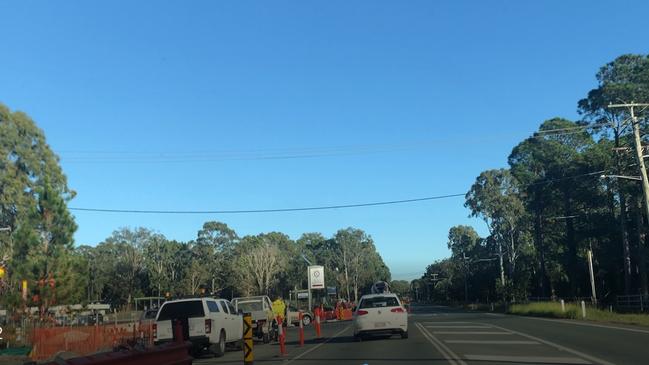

353,293,408,341
153,297,242,357
232,295,277,343
141,308,159,319
286,305,312,326
139,308,158,325
371,281,390,294
73,313,103,326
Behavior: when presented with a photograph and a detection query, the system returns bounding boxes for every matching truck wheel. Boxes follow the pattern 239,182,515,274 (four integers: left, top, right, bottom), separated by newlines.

212,331,226,357
400,331,409,339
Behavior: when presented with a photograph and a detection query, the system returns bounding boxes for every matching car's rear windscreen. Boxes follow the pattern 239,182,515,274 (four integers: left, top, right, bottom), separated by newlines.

157,300,205,320
359,297,399,309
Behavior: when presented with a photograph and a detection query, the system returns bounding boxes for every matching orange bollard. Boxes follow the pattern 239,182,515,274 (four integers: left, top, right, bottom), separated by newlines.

298,311,305,347
277,316,287,356
314,307,322,339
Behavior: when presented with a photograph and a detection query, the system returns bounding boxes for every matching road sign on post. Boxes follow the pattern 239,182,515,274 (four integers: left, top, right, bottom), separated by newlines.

308,265,325,312
308,266,325,290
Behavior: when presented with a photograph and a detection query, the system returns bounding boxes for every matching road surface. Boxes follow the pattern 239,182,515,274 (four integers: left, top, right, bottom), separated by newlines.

195,304,649,365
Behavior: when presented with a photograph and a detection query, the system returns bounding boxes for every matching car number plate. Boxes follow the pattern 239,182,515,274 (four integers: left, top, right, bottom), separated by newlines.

374,322,386,328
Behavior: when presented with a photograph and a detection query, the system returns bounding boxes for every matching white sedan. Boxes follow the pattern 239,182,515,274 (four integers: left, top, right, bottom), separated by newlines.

353,293,408,341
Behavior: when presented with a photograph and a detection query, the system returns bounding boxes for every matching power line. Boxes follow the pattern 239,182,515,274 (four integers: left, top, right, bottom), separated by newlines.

526,170,605,187
533,121,612,135
69,193,467,214
68,170,607,215
56,124,617,164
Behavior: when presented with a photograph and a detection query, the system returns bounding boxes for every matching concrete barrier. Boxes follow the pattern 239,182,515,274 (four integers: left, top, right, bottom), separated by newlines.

39,341,191,365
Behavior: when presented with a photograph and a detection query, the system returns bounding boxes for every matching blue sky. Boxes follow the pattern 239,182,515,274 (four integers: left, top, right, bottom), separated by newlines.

1,1,647,280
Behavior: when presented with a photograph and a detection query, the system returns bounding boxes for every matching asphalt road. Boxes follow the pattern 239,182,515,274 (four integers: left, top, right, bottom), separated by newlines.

195,305,649,365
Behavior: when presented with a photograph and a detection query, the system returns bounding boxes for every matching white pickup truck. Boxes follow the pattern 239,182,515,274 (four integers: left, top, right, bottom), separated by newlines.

232,295,277,343
153,297,242,357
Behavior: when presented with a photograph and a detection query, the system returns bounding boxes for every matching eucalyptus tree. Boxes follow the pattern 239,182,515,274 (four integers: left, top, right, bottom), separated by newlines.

196,221,238,294
0,103,79,310
578,54,649,295
465,169,527,296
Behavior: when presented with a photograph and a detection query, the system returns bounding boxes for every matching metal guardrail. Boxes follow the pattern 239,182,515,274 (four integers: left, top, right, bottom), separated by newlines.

616,295,648,312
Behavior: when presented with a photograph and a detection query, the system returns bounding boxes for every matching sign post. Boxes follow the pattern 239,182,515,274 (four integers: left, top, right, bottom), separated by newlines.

243,313,254,365
307,265,325,312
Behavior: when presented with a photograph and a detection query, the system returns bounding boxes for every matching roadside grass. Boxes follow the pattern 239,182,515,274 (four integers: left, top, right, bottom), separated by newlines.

507,302,649,326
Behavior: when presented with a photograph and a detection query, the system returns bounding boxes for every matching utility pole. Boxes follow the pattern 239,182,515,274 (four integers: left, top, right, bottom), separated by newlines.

608,103,649,222
587,249,597,304
462,252,469,304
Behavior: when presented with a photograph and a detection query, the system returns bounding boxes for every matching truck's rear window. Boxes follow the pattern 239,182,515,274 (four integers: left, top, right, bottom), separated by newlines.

359,296,399,309
236,301,263,312
157,300,205,320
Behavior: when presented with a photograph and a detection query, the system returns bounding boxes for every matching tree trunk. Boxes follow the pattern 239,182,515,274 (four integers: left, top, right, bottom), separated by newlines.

564,192,578,297
344,265,350,301
620,186,632,295
508,232,516,301
498,241,505,288
635,194,648,296
615,131,632,295
535,206,549,297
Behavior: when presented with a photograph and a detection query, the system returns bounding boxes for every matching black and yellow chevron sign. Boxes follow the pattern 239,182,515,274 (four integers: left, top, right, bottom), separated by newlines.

243,313,254,364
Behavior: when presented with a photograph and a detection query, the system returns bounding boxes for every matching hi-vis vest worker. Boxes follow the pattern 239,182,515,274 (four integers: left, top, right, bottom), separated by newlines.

272,297,286,321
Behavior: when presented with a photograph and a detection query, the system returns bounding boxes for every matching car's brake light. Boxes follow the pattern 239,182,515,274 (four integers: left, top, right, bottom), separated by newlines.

357,310,369,316
205,319,212,334
390,307,405,313
152,323,157,339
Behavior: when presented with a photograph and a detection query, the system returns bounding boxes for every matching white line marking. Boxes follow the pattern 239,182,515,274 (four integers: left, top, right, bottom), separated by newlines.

487,323,616,365
426,325,491,328
415,322,459,365
433,331,512,335
422,321,479,324
464,354,592,364
445,340,540,345
282,325,351,364
416,322,467,365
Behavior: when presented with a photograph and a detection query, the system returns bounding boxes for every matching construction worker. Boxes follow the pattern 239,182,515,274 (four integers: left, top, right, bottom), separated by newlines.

272,296,287,325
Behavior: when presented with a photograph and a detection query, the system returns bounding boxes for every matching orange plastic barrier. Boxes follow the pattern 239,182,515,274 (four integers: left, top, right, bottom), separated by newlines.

340,309,353,321
30,322,154,361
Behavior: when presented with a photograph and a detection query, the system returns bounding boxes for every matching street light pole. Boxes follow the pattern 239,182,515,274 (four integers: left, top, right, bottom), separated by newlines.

462,252,469,304
600,174,642,181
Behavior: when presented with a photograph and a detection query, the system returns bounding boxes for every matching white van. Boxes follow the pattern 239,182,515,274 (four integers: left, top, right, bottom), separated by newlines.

153,297,243,357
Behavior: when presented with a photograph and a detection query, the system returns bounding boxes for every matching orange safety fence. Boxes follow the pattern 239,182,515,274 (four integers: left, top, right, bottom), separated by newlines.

29,322,154,361
335,308,353,321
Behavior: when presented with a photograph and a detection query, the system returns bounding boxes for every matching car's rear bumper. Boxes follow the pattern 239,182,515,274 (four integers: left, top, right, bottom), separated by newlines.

155,335,210,349
355,328,406,336
354,320,407,336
